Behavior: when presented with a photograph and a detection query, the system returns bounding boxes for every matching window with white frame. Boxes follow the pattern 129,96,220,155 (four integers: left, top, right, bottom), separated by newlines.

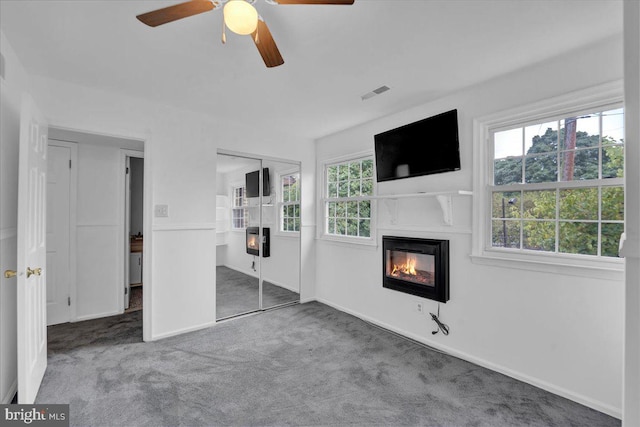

490,105,624,258
231,186,248,229
280,172,300,232
324,156,374,239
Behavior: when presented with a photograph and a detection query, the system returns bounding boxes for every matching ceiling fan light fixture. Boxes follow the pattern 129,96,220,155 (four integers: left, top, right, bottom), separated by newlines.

223,0,259,35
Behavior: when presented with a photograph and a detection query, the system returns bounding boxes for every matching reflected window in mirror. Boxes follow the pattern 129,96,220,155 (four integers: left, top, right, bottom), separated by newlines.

232,185,248,229
279,172,300,233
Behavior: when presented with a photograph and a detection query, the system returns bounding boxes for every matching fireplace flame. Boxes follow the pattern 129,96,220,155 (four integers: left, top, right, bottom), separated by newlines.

391,255,417,276
247,236,259,250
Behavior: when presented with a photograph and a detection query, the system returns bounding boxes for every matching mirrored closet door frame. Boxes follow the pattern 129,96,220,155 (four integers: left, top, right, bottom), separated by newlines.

216,149,301,320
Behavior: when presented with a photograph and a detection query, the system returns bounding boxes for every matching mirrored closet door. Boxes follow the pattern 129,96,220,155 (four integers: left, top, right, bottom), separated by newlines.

260,159,301,310
215,153,300,320
216,154,262,319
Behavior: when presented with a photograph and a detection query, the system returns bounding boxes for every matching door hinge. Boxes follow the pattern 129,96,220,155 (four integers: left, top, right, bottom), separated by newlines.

125,287,128,295
67,296,71,306
126,167,129,174
69,159,72,169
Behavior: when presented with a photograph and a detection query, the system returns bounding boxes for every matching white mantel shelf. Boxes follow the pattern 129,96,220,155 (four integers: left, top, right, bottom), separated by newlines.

323,190,473,226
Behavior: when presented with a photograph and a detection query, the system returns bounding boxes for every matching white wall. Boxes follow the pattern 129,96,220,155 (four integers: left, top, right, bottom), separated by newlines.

0,30,29,404
25,73,315,340
130,157,144,236
315,35,625,417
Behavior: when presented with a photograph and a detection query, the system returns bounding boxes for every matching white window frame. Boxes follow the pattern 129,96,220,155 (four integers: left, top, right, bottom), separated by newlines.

231,184,248,230
320,151,376,246
471,81,624,280
277,169,301,235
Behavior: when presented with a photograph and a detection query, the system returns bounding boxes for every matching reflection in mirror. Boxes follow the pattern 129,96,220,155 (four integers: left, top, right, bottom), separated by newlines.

259,159,301,310
215,153,261,320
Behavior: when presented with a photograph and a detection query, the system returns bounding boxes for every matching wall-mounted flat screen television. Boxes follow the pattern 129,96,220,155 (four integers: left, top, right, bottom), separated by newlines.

246,168,270,197
374,109,460,182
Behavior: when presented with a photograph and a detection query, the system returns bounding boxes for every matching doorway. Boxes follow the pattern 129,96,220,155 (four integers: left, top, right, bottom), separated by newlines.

125,154,144,313
46,128,146,330
216,152,301,320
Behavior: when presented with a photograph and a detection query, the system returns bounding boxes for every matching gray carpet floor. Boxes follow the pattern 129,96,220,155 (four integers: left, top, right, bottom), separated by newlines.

216,266,299,319
37,302,619,427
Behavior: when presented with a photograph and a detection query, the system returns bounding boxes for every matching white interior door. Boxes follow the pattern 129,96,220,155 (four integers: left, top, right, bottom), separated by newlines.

46,144,71,325
17,95,48,404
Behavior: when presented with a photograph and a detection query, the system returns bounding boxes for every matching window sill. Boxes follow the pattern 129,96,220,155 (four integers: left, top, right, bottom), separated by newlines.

470,250,624,281
319,234,378,248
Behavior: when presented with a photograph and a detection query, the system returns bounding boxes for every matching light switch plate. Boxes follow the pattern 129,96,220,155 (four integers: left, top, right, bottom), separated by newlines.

154,204,169,218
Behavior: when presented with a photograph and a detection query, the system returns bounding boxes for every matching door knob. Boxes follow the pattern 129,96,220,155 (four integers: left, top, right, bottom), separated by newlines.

26,267,42,278
4,270,17,279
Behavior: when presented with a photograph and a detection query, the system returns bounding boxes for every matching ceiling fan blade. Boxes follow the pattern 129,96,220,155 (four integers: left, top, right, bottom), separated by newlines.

252,19,284,68
137,0,216,27
274,0,354,4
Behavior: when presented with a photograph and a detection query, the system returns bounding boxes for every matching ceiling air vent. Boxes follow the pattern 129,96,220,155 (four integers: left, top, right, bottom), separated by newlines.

361,85,390,101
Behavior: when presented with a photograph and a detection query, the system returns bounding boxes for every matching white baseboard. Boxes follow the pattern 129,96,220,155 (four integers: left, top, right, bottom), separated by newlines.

1,379,17,404
313,297,621,420
151,320,217,341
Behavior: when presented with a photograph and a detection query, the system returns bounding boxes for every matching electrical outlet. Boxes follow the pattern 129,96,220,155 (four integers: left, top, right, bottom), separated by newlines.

415,301,424,314
154,204,169,218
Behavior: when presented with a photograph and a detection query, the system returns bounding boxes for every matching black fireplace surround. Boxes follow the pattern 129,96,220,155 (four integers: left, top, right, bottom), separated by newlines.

382,236,449,303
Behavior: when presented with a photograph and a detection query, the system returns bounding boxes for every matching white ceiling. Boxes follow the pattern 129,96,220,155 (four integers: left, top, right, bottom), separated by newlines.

0,0,623,140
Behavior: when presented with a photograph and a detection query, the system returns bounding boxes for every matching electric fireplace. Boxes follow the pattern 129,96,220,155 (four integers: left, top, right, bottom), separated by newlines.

382,236,449,303
246,227,270,257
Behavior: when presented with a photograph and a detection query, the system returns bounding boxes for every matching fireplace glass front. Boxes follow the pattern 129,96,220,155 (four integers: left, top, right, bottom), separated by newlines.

382,236,449,303
385,250,435,287
246,227,270,257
